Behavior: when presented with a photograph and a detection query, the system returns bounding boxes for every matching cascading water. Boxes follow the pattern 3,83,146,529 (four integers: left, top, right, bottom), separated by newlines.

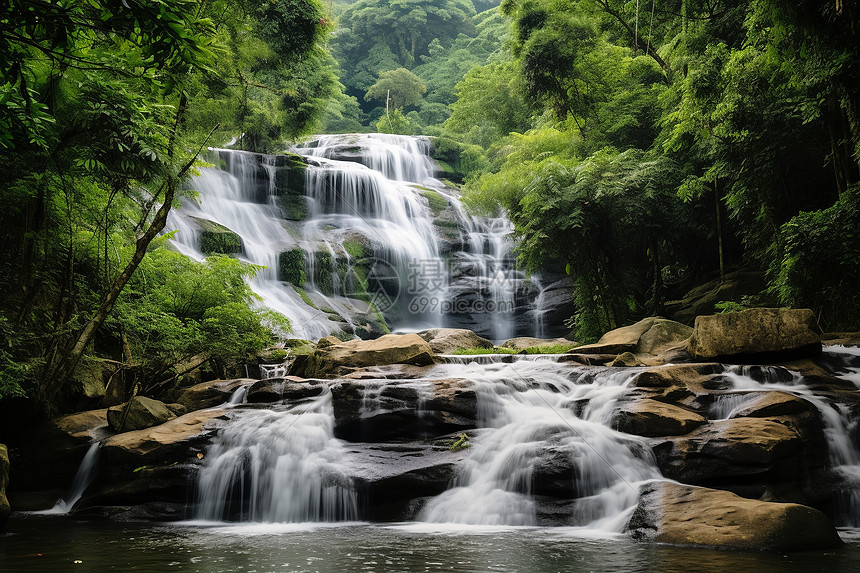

194,390,358,522
418,359,659,529
717,357,860,526
41,442,102,514
167,133,541,341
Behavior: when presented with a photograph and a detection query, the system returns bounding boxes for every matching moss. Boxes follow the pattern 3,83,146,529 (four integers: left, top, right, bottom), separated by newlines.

421,190,449,216
428,136,489,183
312,251,334,294
197,220,243,255
342,239,367,259
452,344,577,355
279,249,307,285
293,286,318,310
274,158,308,221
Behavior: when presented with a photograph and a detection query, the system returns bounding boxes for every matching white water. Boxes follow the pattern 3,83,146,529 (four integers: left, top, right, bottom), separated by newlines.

194,390,358,522
167,133,538,341
40,442,102,514
720,358,860,526
418,360,659,529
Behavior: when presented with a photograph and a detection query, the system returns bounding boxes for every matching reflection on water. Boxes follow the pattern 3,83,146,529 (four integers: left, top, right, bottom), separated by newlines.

2,515,859,573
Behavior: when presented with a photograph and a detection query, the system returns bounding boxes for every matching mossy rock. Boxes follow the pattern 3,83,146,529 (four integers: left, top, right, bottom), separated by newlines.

194,218,243,255
421,190,449,216
279,249,307,285
312,251,335,295
273,156,308,220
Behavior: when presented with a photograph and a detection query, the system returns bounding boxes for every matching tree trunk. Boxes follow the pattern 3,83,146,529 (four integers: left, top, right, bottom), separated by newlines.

715,179,725,284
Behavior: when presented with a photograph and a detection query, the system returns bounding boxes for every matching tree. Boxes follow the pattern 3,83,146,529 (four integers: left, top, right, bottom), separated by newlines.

364,68,427,110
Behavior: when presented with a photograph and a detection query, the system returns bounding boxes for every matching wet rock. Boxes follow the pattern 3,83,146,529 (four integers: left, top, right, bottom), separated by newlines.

652,418,814,489
626,481,840,550
289,353,337,378
419,328,493,354
347,441,469,520
558,353,618,366
107,396,177,433
246,378,326,403
84,409,230,510
322,333,435,367
331,378,477,441
1,444,9,530
613,400,707,437
177,378,253,411
609,352,641,367
688,308,821,362
729,392,815,419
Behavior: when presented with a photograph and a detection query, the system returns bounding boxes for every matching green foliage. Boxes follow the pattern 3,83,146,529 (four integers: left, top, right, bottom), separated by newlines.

110,251,287,389
365,68,427,110
376,108,416,135
774,187,860,330
450,433,471,451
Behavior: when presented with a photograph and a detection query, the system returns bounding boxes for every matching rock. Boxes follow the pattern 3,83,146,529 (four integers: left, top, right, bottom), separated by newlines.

165,403,187,417
102,408,227,461
419,328,493,354
322,333,435,368
177,378,253,411
571,317,691,358
534,277,577,338
332,378,477,441
729,392,815,419
821,331,860,347
289,353,337,378
557,353,619,366
613,400,707,437
609,352,641,367
88,409,230,509
652,417,817,490
52,408,111,441
636,320,693,356
626,481,841,550
664,269,769,325
246,378,326,403
1,444,10,530
346,441,469,520
501,337,572,351
107,396,178,433
688,308,821,362
316,335,341,348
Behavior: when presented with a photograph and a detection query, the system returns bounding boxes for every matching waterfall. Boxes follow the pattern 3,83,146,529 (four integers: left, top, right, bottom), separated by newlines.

167,134,542,341
418,360,660,529
194,390,358,522
40,442,102,514
720,359,860,526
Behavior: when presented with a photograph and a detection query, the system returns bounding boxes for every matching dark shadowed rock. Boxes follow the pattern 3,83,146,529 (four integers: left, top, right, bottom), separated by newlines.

626,481,840,550
246,378,326,403
331,378,477,442
177,378,253,411
0,444,9,530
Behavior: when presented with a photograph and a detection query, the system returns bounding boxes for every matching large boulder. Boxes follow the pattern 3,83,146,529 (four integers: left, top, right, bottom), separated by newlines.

613,399,707,437
626,481,840,550
419,328,493,354
1,444,9,530
652,417,819,493
687,308,821,361
107,396,178,432
85,409,229,511
177,378,253,411
571,317,691,358
322,333,435,368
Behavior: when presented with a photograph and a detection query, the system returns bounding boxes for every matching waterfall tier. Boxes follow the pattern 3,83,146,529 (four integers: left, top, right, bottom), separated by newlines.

167,134,568,341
